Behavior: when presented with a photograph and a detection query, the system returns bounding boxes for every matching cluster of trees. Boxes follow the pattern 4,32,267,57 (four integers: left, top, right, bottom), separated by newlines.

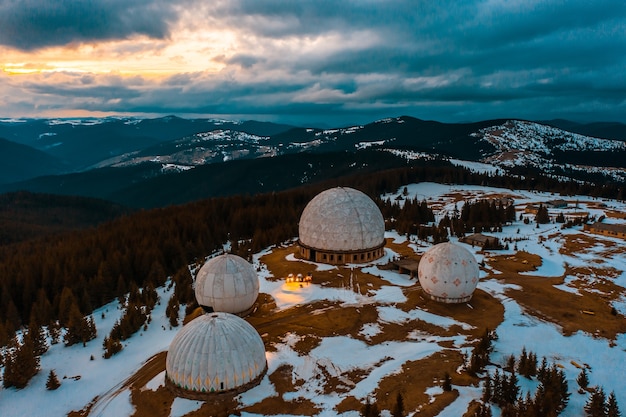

458,200,517,233
2,332,40,389
584,387,621,417
482,355,569,417
577,368,621,417
103,282,158,358
165,266,199,327
474,349,622,417
467,328,498,376
380,196,435,236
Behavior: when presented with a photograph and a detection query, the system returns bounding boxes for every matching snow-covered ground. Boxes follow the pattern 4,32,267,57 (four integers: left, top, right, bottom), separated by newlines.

1,182,626,416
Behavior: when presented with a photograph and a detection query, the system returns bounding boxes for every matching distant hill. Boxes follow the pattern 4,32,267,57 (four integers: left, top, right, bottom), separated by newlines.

2,115,625,208
0,116,296,171
541,119,626,142
0,137,66,184
1,150,440,208
0,191,130,245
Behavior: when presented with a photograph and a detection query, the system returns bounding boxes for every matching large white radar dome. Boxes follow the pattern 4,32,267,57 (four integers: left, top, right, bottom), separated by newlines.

298,187,385,264
195,254,259,315
166,312,267,396
418,242,480,303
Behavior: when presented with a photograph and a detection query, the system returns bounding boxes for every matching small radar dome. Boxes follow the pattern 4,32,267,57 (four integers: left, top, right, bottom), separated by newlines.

418,242,480,303
195,253,259,315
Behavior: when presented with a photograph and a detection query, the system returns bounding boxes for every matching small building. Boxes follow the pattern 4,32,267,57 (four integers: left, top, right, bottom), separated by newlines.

524,204,539,214
460,233,500,249
584,222,626,239
390,258,420,279
194,253,259,316
418,242,480,303
545,199,568,209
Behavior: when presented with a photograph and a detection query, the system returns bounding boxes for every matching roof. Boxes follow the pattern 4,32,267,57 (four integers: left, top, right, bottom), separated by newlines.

392,258,419,272
587,222,626,234
299,187,385,252
195,254,259,314
418,242,480,303
166,312,266,393
461,233,498,244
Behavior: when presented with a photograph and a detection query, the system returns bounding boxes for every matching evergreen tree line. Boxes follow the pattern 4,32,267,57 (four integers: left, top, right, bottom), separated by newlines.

482,356,569,417
379,197,435,236
476,349,622,417
459,200,517,233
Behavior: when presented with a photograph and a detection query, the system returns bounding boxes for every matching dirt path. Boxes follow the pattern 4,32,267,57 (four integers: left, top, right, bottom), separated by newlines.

70,352,166,417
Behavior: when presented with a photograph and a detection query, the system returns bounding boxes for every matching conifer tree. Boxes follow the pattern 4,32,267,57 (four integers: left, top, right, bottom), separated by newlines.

518,347,528,376
57,287,78,326
536,204,550,224
361,396,381,417
64,305,96,347
0,320,9,348
46,369,61,390
607,391,621,417
48,320,61,345
3,334,40,389
391,392,405,417
585,387,607,417
28,316,48,356
577,368,589,389
103,335,123,359
482,375,492,403
166,296,180,327
442,372,452,392
527,351,538,377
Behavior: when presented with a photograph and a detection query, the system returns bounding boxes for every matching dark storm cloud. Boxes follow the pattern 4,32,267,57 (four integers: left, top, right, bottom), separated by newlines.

0,0,182,50
2,0,625,124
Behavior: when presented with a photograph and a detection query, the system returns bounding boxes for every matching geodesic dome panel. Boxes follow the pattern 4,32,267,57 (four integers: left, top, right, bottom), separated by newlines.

299,187,385,252
195,254,259,314
418,242,480,303
166,312,267,393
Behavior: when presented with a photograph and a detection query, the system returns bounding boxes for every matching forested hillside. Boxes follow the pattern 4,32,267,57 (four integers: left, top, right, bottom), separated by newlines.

1,162,624,340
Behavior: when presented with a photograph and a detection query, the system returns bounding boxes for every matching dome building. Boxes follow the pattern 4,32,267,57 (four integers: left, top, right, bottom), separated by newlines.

166,312,267,398
195,253,259,316
298,187,386,264
417,242,480,303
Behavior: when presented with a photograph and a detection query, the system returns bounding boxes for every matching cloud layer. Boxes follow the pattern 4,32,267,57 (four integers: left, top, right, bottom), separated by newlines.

1,0,624,124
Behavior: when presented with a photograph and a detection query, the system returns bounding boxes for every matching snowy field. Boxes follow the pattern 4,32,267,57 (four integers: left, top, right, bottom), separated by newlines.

1,181,626,416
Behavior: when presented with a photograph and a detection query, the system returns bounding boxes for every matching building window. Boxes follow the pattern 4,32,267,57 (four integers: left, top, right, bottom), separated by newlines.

338,255,342,262
323,254,327,260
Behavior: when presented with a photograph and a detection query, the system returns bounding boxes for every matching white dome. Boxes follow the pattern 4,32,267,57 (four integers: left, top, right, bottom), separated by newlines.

195,254,259,314
166,312,267,394
418,242,480,303
299,187,385,252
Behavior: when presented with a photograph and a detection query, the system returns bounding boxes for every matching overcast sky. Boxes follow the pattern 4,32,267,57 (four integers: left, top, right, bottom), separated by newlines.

0,0,624,126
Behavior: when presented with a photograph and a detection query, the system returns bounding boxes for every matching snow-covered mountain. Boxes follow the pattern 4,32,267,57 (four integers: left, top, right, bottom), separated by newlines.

472,120,626,182
94,129,277,169
2,116,625,207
